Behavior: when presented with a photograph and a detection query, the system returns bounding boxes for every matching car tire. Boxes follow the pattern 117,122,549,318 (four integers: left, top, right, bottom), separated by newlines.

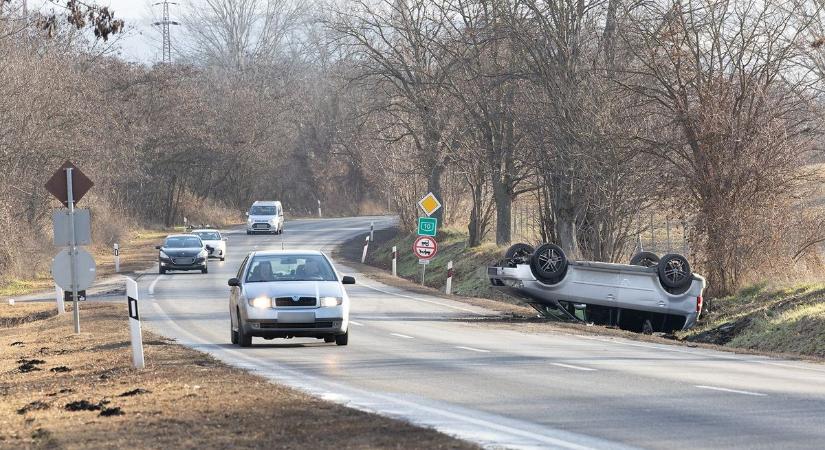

324,336,335,343
220,257,225,262
529,243,568,284
202,266,208,274
230,323,238,345
630,251,660,268
158,264,166,275
505,243,535,266
246,231,251,235
237,313,252,347
657,254,692,292
335,330,349,346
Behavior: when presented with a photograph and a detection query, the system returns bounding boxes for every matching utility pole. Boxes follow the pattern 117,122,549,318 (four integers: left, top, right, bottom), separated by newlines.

153,1,179,64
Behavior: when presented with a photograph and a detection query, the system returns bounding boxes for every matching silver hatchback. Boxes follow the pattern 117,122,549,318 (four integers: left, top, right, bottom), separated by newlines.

228,250,354,347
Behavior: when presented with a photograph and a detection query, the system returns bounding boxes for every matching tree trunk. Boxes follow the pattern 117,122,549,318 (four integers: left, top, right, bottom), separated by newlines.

493,178,512,245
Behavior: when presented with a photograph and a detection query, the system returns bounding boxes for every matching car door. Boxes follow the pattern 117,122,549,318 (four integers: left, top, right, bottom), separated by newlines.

230,255,249,323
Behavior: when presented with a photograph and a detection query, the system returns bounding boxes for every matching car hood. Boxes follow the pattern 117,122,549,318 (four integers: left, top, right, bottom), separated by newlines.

242,281,343,299
161,247,203,257
248,215,276,222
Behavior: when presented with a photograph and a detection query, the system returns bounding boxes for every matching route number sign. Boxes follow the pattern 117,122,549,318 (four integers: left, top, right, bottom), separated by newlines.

417,217,438,237
418,192,442,217
413,236,438,260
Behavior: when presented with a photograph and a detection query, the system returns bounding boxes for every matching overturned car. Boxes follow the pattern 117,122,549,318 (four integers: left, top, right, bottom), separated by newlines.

488,244,706,333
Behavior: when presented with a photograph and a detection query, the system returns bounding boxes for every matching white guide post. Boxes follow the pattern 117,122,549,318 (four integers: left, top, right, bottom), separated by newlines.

55,285,65,315
126,278,145,369
114,243,120,273
446,261,454,295
391,246,397,277
361,235,370,264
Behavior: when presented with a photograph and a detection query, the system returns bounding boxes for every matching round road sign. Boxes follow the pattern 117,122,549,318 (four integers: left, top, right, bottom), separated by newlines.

51,248,97,291
413,236,438,260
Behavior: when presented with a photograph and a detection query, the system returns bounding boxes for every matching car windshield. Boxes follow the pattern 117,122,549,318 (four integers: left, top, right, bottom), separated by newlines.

245,255,336,282
165,236,203,248
194,231,221,241
250,205,278,215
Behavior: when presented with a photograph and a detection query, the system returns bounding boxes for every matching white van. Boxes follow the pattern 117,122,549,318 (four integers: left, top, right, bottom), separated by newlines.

246,201,284,235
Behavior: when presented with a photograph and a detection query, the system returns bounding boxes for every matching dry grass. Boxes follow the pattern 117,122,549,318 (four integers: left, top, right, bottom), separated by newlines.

0,303,476,449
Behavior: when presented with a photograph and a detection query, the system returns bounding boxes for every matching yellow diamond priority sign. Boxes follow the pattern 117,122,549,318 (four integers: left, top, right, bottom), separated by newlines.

418,192,442,217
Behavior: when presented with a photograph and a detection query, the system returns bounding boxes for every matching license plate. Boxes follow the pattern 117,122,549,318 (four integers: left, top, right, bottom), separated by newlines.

278,312,315,323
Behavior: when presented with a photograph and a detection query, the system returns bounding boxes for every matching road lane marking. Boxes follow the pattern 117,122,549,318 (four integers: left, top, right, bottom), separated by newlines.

695,385,767,396
456,346,490,353
391,333,414,339
349,320,364,326
148,275,164,296
357,282,481,313
552,363,596,372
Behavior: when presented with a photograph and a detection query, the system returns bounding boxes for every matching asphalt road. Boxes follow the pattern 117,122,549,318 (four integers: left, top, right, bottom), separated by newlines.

132,217,825,449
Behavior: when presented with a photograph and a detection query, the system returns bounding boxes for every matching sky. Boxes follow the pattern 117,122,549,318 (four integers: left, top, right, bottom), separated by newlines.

33,0,173,63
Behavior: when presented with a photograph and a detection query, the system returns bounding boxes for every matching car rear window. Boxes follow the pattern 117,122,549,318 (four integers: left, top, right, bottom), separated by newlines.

246,255,336,282
165,237,203,248
195,232,221,240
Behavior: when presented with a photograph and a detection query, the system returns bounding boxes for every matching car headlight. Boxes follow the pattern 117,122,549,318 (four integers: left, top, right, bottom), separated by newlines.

249,296,273,308
159,250,169,259
320,296,343,307
268,218,277,224
247,217,254,224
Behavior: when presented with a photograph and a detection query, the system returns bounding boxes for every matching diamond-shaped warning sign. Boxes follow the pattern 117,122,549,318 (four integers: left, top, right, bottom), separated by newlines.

45,161,94,207
418,192,442,217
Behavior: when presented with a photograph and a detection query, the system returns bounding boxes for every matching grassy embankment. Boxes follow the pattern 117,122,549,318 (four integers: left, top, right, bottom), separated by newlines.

359,228,825,359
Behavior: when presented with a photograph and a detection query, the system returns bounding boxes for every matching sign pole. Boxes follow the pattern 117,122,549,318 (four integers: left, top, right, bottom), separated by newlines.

421,264,426,285
66,167,80,334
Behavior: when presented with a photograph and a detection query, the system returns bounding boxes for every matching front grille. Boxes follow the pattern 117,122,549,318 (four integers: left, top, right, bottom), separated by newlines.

275,296,317,307
252,223,271,230
259,321,333,329
172,257,195,265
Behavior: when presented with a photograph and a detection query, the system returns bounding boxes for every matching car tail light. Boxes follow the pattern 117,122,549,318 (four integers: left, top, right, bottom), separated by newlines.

696,295,703,313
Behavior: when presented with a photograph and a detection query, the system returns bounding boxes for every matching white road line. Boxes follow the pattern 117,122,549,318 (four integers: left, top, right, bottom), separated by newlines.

695,385,767,397
349,320,364,326
390,333,414,339
148,275,164,296
358,282,481,313
456,346,490,353
551,363,597,372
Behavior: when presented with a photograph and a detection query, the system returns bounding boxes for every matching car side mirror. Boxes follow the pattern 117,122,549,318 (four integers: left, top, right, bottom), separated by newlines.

342,276,356,285
228,278,240,287
155,245,161,250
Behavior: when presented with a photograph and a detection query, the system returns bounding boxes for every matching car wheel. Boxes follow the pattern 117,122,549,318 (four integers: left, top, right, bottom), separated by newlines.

630,251,660,268
324,336,335,343
246,231,251,235
505,243,535,266
202,266,208,274
657,254,692,292
237,311,252,347
230,322,238,344
335,330,349,346
220,257,225,262
529,243,568,284
158,264,166,275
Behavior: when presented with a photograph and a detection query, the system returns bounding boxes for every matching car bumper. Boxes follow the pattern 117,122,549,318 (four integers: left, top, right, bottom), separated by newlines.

159,257,207,270
247,223,277,232
242,306,347,336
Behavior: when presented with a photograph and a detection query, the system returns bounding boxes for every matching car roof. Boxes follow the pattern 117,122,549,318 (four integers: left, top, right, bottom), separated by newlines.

250,250,325,258
165,234,201,239
191,229,219,233
252,200,281,206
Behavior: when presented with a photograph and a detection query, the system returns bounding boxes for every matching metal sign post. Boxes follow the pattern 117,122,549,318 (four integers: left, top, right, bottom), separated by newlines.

66,167,81,334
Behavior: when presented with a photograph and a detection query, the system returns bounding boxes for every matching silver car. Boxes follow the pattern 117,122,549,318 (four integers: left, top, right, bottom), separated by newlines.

489,243,706,333
228,250,354,347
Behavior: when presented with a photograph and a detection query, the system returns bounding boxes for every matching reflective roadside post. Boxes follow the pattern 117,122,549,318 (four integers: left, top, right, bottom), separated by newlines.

55,285,65,315
370,221,375,242
445,261,454,295
66,167,80,334
391,246,397,277
361,235,370,264
126,278,145,369
114,243,120,273
318,200,322,218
